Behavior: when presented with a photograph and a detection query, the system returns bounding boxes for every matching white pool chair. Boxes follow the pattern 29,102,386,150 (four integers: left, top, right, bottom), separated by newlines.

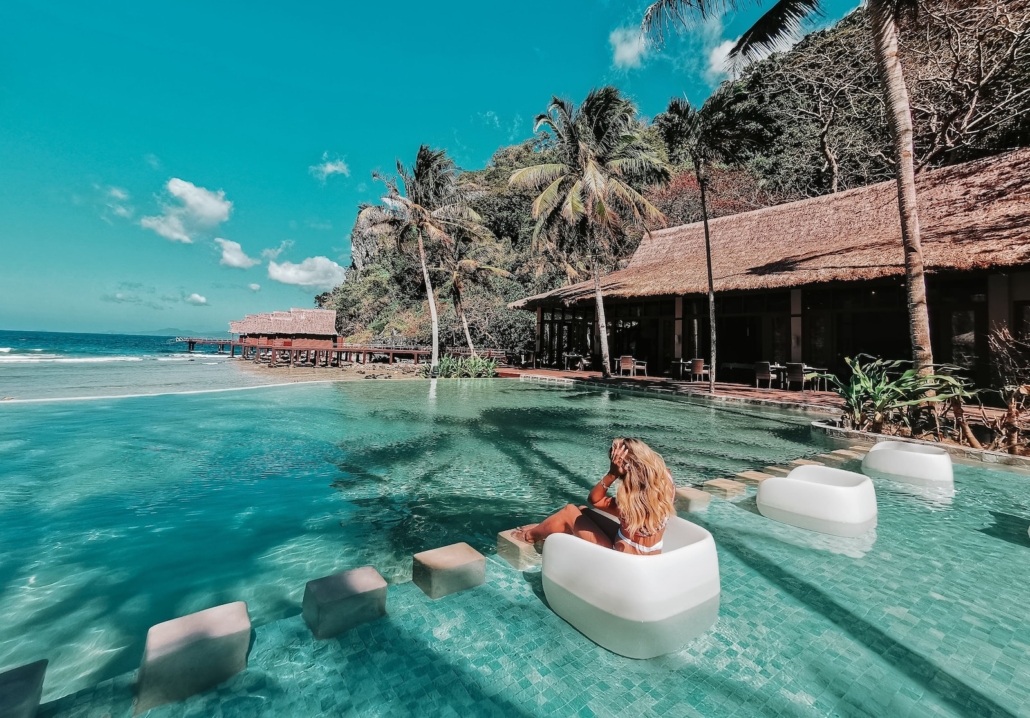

756,465,877,537
861,441,954,490
541,514,720,659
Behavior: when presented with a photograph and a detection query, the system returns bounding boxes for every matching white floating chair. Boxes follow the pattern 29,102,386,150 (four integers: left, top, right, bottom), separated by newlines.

757,465,877,537
541,515,720,659
862,441,954,490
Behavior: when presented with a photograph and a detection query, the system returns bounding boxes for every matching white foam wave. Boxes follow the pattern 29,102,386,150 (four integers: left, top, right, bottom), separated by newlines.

0,380,340,404
0,348,10,353
0,355,144,364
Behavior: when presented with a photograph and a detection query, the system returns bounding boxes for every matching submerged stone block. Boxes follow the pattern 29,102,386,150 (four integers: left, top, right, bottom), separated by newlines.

135,601,251,715
735,470,774,485
832,449,865,459
703,479,747,498
497,529,541,570
303,566,387,639
764,466,793,477
674,486,711,512
815,453,848,465
0,659,47,718
790,458,825,467
413,542,485,599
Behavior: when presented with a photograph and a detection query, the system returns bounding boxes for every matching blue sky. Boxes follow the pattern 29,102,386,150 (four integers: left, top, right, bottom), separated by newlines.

0,0,859,334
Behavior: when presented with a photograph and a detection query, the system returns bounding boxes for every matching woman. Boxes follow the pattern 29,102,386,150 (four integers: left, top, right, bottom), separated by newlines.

515,438,676,555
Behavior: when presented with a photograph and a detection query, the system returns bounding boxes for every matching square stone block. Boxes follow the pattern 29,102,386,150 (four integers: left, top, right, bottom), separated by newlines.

815,453,848,465
850,443,875,452
832,449,864,459
703,478,747,498
303,566,387,640
791,458,825,467
764,466,793,477
135,601,251,715
735,470,774,485
497,529,541,570
674,486,711,512
412,542,485,599
0,659,47,718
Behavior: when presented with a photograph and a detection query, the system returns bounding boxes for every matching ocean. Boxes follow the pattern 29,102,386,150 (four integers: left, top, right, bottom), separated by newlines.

0,330,275,401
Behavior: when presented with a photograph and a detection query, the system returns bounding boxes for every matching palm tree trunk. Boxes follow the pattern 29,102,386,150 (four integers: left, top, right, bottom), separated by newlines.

592,256,612,379
697,165,717,393
417,229,440,371
868,0,934,375
455,293,476,356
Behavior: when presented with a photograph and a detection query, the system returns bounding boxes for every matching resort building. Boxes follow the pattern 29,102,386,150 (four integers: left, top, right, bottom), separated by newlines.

512,149,1030,385
229,308,337,343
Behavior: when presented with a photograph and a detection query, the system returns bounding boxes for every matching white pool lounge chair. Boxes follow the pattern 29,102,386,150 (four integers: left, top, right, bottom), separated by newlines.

861,441,954,490
756,465,877,537
541,514,720,659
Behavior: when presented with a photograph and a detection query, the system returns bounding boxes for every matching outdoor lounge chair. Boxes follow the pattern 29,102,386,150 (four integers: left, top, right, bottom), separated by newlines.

756,465,878,537
784,363,808,391
690,359,709,382
541,512,721,659
754,361,775,389
861,441,954,490
633,358,647,376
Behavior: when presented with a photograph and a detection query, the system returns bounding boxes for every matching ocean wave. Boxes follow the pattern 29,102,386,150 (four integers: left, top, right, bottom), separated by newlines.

0,355,145,364
0,348,10,353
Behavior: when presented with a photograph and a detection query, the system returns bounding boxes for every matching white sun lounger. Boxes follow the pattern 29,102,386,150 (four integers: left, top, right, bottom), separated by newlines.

757,465,877,537
541,514,720,659
861,441,954,490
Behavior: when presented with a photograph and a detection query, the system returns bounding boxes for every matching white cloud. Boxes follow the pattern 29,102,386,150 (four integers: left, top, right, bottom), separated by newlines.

268,256,346,290
214,238,260,269
309,152,350,181
261,239,294,260
706,39,737,81
109,187,129,200
144,153,161,169
248,283,261,291
610,27,648,69
185,293,208,306
140,178,233,243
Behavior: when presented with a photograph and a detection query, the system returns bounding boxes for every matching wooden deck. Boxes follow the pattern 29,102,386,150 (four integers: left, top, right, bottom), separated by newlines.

498,367,844,414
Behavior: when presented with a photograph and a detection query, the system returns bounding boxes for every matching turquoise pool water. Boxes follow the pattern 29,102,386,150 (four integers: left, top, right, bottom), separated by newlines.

2,380,1029,716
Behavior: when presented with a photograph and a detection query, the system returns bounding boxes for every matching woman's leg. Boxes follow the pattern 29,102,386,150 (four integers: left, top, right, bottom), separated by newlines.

523,504,613,548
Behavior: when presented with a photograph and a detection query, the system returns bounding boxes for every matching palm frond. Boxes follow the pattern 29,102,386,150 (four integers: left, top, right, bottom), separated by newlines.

508,164,568,191
732,0,823,64
531,176,568,219
641,0,740,43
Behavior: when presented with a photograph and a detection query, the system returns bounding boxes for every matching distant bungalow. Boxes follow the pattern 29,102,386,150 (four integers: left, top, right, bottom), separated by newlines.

512,149,1030,385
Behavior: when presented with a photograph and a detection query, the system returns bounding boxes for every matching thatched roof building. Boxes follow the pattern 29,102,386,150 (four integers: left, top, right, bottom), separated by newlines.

513,149,1030,309
229,308,337,337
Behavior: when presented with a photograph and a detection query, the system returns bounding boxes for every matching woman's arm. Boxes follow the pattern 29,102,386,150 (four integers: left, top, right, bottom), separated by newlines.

589,441,628,507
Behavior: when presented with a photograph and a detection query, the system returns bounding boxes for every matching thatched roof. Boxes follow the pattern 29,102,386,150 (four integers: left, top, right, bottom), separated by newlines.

229,308,337,336
512,149,1030,309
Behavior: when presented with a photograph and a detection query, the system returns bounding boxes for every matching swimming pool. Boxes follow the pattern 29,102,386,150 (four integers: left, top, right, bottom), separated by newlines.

2,380,1028,716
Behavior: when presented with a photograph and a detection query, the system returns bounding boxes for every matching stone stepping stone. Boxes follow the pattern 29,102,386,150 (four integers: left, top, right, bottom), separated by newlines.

791,458,825,467
0,659,47,718
850,443,875,452
763,466,793,477
703,479,747,498
674,486,711,512
832,449,864,459
497,529,541,570
303,566,387,640
135,601,251,715
735,470,774,485
413,542,486,599
814,453,848,464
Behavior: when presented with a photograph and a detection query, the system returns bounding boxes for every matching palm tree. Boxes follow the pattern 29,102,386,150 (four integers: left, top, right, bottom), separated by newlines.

509,87,669,377
436,228,512,355
359,145,483,372
642,0,935,374
655,86,771,392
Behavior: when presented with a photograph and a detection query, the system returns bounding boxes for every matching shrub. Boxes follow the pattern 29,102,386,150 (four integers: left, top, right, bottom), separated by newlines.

419,355,498,379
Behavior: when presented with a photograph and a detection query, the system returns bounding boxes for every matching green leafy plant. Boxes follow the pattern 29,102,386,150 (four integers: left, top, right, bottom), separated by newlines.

819,355,977,434
419,355,498,379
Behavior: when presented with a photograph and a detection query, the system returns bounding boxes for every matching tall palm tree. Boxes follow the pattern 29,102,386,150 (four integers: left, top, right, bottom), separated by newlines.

655,86,771,392
436,229,512,355
642,0,934,373
359,145,483,371
509,87,669,377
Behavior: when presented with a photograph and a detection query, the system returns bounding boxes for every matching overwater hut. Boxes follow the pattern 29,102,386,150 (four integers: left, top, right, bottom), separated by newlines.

230,308,337,344
512,149,1030,385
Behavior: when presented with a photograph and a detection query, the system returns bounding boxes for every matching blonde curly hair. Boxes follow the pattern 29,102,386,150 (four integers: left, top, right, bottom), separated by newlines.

613,438,676,537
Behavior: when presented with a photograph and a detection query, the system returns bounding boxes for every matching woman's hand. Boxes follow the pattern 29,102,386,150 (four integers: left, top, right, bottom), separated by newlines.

609,441,629,477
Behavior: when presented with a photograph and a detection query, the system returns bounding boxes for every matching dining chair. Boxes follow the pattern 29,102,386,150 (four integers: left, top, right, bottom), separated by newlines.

690,359,709,383
785,362,807,391
618,356,635,376
633,358,647,376
754,361,775,389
